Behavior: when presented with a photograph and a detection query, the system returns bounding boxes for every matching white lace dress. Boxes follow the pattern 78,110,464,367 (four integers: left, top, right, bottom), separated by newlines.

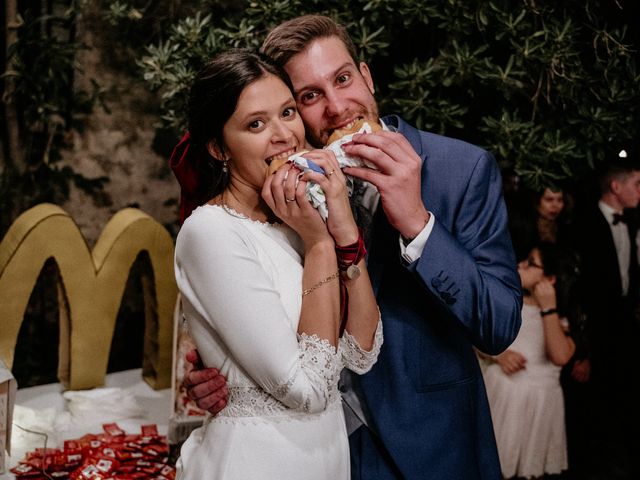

174,204,383,480
482,303,567,479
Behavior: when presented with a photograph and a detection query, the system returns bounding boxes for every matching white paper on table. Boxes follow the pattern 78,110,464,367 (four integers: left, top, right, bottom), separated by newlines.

62,388,145,426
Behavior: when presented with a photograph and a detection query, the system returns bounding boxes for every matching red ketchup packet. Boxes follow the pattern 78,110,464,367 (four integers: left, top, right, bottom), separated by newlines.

12,424,176,479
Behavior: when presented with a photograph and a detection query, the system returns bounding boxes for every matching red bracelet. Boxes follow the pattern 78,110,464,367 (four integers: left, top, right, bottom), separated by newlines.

335,228,367,278
335,229,367,337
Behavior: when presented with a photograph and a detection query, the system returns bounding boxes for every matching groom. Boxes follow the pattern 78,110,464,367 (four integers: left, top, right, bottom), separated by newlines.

181,14,522,479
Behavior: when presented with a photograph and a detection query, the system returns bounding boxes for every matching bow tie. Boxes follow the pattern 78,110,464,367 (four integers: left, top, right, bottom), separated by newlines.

613,213,628,225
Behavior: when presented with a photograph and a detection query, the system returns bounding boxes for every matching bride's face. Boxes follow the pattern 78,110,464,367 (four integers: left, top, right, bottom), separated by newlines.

219,73,306,191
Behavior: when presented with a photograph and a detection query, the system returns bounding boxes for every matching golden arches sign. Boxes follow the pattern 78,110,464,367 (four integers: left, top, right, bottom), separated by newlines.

0,204,177,390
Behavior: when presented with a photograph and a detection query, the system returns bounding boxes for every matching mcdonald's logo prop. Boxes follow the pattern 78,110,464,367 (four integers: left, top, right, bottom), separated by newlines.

0,204,177,390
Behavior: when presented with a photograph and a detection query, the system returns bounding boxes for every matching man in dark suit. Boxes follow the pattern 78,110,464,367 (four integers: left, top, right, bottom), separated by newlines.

181,15,522,479
577,151,640,479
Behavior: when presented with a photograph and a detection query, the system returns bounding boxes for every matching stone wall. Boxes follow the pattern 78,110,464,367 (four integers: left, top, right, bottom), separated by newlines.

60,15,180,245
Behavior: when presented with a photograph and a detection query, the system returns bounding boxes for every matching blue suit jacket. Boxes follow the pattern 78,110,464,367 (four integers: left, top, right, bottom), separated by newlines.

357,115,522,479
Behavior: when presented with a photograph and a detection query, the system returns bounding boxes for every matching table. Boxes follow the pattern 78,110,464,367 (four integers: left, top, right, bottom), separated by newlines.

1,369,171,479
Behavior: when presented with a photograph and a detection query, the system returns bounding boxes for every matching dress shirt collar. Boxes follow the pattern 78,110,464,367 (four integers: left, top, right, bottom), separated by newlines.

599,200,623,226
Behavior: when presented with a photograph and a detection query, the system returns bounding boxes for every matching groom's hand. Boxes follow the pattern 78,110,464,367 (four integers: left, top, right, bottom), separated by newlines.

184,349,229,414
342,131,429,241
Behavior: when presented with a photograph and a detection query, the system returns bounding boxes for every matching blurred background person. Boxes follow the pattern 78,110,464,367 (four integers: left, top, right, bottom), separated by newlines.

508,185,576,262
505,181,590,479
575,147,640,479
482,242,575,479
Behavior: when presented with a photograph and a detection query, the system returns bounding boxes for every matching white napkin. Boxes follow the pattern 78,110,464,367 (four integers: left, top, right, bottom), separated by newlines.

287,121,379,220
63,387,145,425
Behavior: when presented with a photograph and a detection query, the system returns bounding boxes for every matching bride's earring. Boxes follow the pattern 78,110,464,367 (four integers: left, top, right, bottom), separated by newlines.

222,159,229,174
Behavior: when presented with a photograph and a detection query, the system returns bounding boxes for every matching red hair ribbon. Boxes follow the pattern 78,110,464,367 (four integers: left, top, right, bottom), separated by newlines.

169,131,211,224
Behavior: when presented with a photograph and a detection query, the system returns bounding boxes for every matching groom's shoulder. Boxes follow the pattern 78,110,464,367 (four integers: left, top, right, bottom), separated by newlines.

387,115,492,166
419,130,491,170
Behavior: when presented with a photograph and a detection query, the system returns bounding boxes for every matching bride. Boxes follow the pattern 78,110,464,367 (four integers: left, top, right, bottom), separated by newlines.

172,49,382,479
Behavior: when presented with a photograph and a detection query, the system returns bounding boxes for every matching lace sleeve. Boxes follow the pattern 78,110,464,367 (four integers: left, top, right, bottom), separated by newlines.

340,316,383,374
267,333,341,414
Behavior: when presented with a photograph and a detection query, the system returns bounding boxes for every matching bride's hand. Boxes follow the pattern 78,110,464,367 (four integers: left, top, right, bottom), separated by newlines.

298,150,359,246
262,163,332,247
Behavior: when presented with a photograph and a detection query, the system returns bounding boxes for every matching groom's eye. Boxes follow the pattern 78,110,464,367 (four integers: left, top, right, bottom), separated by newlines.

300,91,319,104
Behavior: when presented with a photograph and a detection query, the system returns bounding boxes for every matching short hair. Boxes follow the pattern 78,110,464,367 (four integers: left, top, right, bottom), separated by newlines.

599,159,640,195
261,14,358,68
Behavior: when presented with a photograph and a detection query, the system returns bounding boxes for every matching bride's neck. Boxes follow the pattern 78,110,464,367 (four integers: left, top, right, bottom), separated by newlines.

215,183,272,223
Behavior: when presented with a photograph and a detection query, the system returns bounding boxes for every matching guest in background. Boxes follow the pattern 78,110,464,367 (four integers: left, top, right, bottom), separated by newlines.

576,149,640,479
505,180,592,479
482,242,575,479
508,185,576,262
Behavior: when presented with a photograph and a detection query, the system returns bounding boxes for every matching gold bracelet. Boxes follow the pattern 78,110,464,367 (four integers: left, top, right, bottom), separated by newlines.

302,271,340,297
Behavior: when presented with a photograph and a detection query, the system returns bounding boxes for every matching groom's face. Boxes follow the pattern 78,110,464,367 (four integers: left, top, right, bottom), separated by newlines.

283,36,379,148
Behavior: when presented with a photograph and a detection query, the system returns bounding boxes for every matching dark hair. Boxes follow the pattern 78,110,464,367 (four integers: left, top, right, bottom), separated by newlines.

599,154,640,196
187,49,294,197
534,240,582,323
535,241,561,278
507,184,572,262
534,185,563,204
261,14,359,68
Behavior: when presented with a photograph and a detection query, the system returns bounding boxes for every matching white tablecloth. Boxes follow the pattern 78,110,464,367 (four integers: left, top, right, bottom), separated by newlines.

1,369,171,479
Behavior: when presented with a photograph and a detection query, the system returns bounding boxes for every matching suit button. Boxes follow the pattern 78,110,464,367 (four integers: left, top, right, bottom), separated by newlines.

442,293,457,305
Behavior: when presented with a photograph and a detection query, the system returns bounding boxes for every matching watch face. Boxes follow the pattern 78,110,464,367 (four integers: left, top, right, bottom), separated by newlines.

346,264,361,280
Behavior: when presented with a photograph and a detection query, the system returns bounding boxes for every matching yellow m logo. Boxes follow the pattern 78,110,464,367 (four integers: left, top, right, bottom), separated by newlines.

0,204,177,390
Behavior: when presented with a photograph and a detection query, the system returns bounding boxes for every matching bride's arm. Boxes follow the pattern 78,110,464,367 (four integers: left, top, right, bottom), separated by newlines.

295,150,381,352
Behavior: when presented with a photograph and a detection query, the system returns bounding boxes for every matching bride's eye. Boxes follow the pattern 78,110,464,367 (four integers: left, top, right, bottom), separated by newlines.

249,119,265,131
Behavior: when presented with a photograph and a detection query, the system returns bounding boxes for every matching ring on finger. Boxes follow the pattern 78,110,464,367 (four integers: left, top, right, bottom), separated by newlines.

327,169,335,177
286,197,295,203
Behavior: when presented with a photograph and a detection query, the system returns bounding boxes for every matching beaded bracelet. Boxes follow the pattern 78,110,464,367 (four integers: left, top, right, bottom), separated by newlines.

302,271,340,297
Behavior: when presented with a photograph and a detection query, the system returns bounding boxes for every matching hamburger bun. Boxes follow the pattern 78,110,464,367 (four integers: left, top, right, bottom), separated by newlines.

266,150,310,176
327,118,382,145
266,157,290,176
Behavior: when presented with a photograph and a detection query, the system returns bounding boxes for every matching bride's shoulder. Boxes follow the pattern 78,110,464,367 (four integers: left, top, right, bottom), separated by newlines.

177,204,242,246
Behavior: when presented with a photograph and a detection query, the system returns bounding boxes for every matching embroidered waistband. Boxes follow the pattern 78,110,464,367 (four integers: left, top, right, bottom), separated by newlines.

217,385,340,419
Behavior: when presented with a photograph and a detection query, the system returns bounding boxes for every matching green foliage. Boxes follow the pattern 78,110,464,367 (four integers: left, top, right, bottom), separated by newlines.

103,0,143,25
134,0,637,190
